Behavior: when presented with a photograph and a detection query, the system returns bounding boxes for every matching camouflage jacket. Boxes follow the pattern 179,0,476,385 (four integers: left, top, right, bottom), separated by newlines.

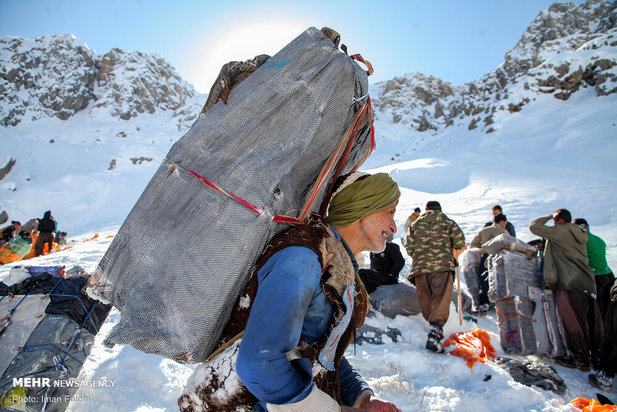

404,210,465,277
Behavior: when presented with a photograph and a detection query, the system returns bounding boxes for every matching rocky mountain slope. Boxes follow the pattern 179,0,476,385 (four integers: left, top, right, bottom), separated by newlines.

372,0,617,140
0,33,200,127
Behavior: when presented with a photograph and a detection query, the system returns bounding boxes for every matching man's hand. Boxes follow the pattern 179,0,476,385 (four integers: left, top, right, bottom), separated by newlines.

348,394,402,412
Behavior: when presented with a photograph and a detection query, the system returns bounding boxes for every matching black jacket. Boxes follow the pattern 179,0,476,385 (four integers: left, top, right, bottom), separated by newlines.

370,242,406,276
359,243,406,294
38,211,56,233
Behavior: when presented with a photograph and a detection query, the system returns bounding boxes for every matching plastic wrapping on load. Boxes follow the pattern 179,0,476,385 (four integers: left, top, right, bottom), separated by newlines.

496,297,537,355
4,266,65,287
90,27,374,363
482,234,537,256
0,316,95,412
462,267,481,311
487,250,540,302
3,266,31,286
528,286,566,358
460,248,483,311
0,295,49,378
488,251,564,357
458,248,481,269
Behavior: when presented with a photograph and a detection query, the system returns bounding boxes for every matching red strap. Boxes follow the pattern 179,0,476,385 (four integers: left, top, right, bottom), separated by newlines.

351,54,374,76
173,163,303,224
301,100,373,221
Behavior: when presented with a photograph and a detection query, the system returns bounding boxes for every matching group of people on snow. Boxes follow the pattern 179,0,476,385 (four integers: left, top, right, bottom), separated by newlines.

0,210,63,265
229,175,615,411
392,203,614,392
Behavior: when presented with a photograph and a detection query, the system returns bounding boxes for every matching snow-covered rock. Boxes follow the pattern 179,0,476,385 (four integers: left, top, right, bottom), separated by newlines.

93,47,196,120
0,33,199,126
0,34,97,125
372,0,617,136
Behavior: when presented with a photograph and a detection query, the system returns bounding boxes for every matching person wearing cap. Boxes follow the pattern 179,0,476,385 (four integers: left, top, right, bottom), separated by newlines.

236,172,402,412
469,213,509,313
404,201,465,352
529,209,604,370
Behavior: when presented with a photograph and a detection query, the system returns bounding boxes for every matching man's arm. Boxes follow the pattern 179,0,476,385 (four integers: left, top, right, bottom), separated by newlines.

469,231,482,249
506,221,516,238
338,357,373,407
236,246,322,405
404,226,415,257
529,215,555,239
450,221,466,251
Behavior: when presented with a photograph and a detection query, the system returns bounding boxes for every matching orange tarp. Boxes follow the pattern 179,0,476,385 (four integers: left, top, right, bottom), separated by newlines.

570,397,617,412
443,328,496,368
0,247,22,264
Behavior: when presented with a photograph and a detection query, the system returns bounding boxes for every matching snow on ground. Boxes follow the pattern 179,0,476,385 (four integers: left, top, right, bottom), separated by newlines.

1,232,614,411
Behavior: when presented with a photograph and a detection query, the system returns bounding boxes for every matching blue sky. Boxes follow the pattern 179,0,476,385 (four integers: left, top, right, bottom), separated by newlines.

1,0,586,94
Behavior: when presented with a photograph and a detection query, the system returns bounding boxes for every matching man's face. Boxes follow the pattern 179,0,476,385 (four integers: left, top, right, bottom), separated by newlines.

413,210,420,217
492,208,501,217
356,204,397,253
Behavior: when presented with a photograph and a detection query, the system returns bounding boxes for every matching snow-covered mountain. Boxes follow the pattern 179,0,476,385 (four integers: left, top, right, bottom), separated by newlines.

0,33,204,235
372,0,616,143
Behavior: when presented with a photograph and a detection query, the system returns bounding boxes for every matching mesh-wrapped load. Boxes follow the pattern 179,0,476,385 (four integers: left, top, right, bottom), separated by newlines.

91,27,374,363
487,250,540,302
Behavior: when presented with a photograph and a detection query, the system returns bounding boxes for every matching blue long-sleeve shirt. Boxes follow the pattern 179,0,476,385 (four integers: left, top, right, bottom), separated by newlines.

236,235,370,409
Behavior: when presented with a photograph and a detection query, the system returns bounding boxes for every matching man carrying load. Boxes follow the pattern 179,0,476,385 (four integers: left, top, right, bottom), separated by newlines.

236,172,402,412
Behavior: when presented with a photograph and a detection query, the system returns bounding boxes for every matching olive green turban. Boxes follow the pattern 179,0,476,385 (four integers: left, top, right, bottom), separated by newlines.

326,172,400,228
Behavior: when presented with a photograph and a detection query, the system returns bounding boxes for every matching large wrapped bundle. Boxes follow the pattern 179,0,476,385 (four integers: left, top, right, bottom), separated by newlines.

459,248,482,310
528,286,566,358
496,297,537,354
487,250,540,302
0,272,110,411
90,27,375,363
458,248,481,269
482,234,537,255
0,317,95,412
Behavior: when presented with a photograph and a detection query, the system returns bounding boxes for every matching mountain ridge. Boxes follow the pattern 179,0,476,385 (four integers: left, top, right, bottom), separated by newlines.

371,0,616,139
